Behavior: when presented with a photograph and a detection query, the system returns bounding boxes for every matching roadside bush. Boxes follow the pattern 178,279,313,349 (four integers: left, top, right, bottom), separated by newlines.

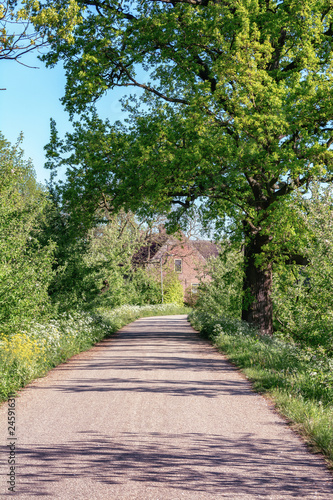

272,186,333,354
184,286,199,307
193,245,243,319
0,312,112,400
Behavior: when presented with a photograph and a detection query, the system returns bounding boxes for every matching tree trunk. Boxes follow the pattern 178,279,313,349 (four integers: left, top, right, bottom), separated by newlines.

242,230,273,336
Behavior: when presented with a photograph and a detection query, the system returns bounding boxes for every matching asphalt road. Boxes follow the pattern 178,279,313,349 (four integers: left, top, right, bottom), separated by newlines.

0,315,332,499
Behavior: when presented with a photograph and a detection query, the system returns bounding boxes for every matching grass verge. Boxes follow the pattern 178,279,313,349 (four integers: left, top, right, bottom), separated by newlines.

189,310,333,469
0,303,190,403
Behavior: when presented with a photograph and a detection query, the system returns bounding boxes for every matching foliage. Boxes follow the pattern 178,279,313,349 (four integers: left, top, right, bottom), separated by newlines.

162,271,184,306
272,186,333,354
189,309,333,466
84,214,161,308
0,133,56,331
0,311,113,400
36,200,92,311
193,189,333,353
38,205,162,310
0,332,42,389
0,303,190,402
194,245,243,319
82,216,138,308
39,0,333,333
184,286,198,308
129,267,162,306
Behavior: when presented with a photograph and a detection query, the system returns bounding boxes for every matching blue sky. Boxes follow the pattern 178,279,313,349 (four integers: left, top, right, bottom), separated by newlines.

0,50,131,185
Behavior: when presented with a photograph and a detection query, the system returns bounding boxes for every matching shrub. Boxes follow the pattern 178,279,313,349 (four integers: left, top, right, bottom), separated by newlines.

193,246,243,319
163,271,184,306
272,186,333,354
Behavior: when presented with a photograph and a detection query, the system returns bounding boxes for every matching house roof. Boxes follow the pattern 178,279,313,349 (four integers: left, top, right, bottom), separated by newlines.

132,232,169,266
133,230,220,266
192,240,220,259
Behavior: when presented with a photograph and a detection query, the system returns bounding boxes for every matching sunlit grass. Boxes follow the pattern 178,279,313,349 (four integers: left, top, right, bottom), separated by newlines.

189,310,333,468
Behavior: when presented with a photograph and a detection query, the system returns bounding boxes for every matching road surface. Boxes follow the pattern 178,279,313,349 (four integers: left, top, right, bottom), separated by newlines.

0,315,332,499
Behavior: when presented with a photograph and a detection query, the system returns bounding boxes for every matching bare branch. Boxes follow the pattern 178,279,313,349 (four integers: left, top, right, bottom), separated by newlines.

117,63,189,105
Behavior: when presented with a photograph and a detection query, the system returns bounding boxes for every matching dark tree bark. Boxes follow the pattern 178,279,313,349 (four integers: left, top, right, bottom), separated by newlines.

242,227,273,336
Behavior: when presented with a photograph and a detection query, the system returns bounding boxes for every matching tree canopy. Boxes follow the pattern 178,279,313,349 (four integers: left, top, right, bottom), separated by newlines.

35,0,333,334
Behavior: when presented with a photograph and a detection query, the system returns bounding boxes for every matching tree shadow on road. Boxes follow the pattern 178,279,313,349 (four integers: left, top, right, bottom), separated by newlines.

35,375,256,398
14,431,333,498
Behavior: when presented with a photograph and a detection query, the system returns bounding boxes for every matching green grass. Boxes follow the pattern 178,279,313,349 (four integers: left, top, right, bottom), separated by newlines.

0,303,190,403
189,310,333,469
96,303,191,329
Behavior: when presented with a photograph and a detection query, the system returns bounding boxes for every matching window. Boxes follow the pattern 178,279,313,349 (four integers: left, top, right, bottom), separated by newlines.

174,259,182,273
191,283,199,294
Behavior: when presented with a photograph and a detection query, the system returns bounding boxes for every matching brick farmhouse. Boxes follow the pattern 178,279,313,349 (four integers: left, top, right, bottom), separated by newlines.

133,229,220,300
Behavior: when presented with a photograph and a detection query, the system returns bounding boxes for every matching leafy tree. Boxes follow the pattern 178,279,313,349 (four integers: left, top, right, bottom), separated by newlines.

37,200,94,311
38,1,333,334
272,186,333,354
85,213,165,308
128,266,162,306
84,213,143,308
0,133,56,330
41,204,162,310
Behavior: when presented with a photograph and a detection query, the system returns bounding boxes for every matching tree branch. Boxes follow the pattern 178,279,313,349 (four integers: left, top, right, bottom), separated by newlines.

117,62,189,104
284,254,309,266
81,0,137,20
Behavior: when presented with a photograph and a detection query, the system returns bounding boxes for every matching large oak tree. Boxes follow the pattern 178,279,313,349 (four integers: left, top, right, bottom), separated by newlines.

36,0,333,334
